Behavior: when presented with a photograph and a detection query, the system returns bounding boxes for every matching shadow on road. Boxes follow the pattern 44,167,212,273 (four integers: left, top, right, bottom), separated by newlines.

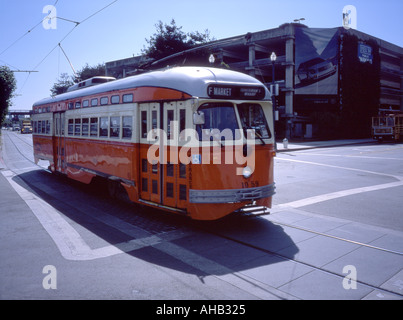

14,169,299,278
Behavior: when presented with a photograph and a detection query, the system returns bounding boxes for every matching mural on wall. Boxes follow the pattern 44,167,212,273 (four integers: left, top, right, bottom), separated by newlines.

295,27,340,95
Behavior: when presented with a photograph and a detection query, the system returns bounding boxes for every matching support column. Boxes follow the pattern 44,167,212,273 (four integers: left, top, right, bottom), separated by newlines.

400,56,403,112
284,24,295,139
247,44,256,77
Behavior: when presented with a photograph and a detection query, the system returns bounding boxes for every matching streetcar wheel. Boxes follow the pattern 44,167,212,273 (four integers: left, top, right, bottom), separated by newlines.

107,180,130,203
107,180,118,199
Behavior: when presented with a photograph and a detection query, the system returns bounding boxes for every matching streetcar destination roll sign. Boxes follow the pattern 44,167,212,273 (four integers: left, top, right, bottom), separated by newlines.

207,84,266,100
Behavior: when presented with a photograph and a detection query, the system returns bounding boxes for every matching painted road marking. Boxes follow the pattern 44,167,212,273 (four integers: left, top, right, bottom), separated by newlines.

274,180,403,210
2,170,188,261
274,157,403,210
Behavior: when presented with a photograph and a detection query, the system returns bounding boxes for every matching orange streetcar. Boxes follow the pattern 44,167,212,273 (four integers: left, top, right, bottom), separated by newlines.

32,67,275,220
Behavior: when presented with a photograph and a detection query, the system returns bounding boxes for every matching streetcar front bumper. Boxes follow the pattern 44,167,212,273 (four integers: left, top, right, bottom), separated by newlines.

189,183,275,204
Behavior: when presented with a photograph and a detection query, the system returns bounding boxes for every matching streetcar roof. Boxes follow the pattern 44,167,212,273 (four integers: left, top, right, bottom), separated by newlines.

33,67,270,107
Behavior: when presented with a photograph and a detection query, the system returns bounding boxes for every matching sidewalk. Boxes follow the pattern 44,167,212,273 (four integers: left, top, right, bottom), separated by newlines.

276,138,375,152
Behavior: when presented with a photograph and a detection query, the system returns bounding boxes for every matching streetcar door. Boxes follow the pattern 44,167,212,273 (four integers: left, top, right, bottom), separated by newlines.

53,112,66,173
139,103,161,203
162,101,187,209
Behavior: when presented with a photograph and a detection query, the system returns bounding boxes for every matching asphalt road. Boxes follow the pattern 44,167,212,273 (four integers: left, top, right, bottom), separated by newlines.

275,142,403,231
1,130,402,302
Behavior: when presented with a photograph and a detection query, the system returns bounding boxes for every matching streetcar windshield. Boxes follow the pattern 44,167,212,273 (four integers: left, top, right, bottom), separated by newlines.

196,103,240,141
374,116,395,127
237,103,271,139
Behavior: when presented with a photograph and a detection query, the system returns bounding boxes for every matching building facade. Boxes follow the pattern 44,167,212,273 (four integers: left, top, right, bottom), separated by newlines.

106,23,403,139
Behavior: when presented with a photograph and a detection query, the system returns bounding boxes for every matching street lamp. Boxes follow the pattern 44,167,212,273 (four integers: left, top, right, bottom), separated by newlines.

270,52,277,105
270,52,277,150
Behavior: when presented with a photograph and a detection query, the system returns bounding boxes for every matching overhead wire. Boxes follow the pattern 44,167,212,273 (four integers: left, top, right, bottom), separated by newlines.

3,0,118,99
32,0,119,71
0,0,60,57
2,0,118,71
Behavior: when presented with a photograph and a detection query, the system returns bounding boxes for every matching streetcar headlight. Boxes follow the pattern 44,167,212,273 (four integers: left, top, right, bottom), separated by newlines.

242,166,252,179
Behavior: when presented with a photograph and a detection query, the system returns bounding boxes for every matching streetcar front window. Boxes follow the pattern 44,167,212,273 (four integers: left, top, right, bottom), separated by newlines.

195,103,240,141
237,103,271,140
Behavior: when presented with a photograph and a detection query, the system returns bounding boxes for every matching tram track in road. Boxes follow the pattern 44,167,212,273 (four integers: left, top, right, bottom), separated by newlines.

191,213,403,299
1,131,43,172
265,216,403,256
233,210,403,256
2,130,402,299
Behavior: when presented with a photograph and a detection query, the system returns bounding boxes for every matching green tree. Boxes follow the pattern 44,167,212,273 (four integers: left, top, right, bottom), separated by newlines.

142,19,214,61
50,72,74,96
50,63,106,96
73,63,106,83
0,66,17,126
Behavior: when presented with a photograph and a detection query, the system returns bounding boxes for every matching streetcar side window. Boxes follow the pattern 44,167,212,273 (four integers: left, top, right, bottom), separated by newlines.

91,98,98,107
111,95,120,104
75,101,81,109
74,119,81,136
152,110,158,130
100,97,108,106
110,116,120,138
82,118,89,136
179,109,186,133
46,120,51,135
167,109,174,140
122,116,132,139
82,100,89,108
90,118,98,137
99,117,108,137
68,119,74,135
141,111,147,138
122,94,133,103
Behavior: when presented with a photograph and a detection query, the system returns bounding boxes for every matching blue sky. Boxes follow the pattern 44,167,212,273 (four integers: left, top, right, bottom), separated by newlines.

1,0,402,111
